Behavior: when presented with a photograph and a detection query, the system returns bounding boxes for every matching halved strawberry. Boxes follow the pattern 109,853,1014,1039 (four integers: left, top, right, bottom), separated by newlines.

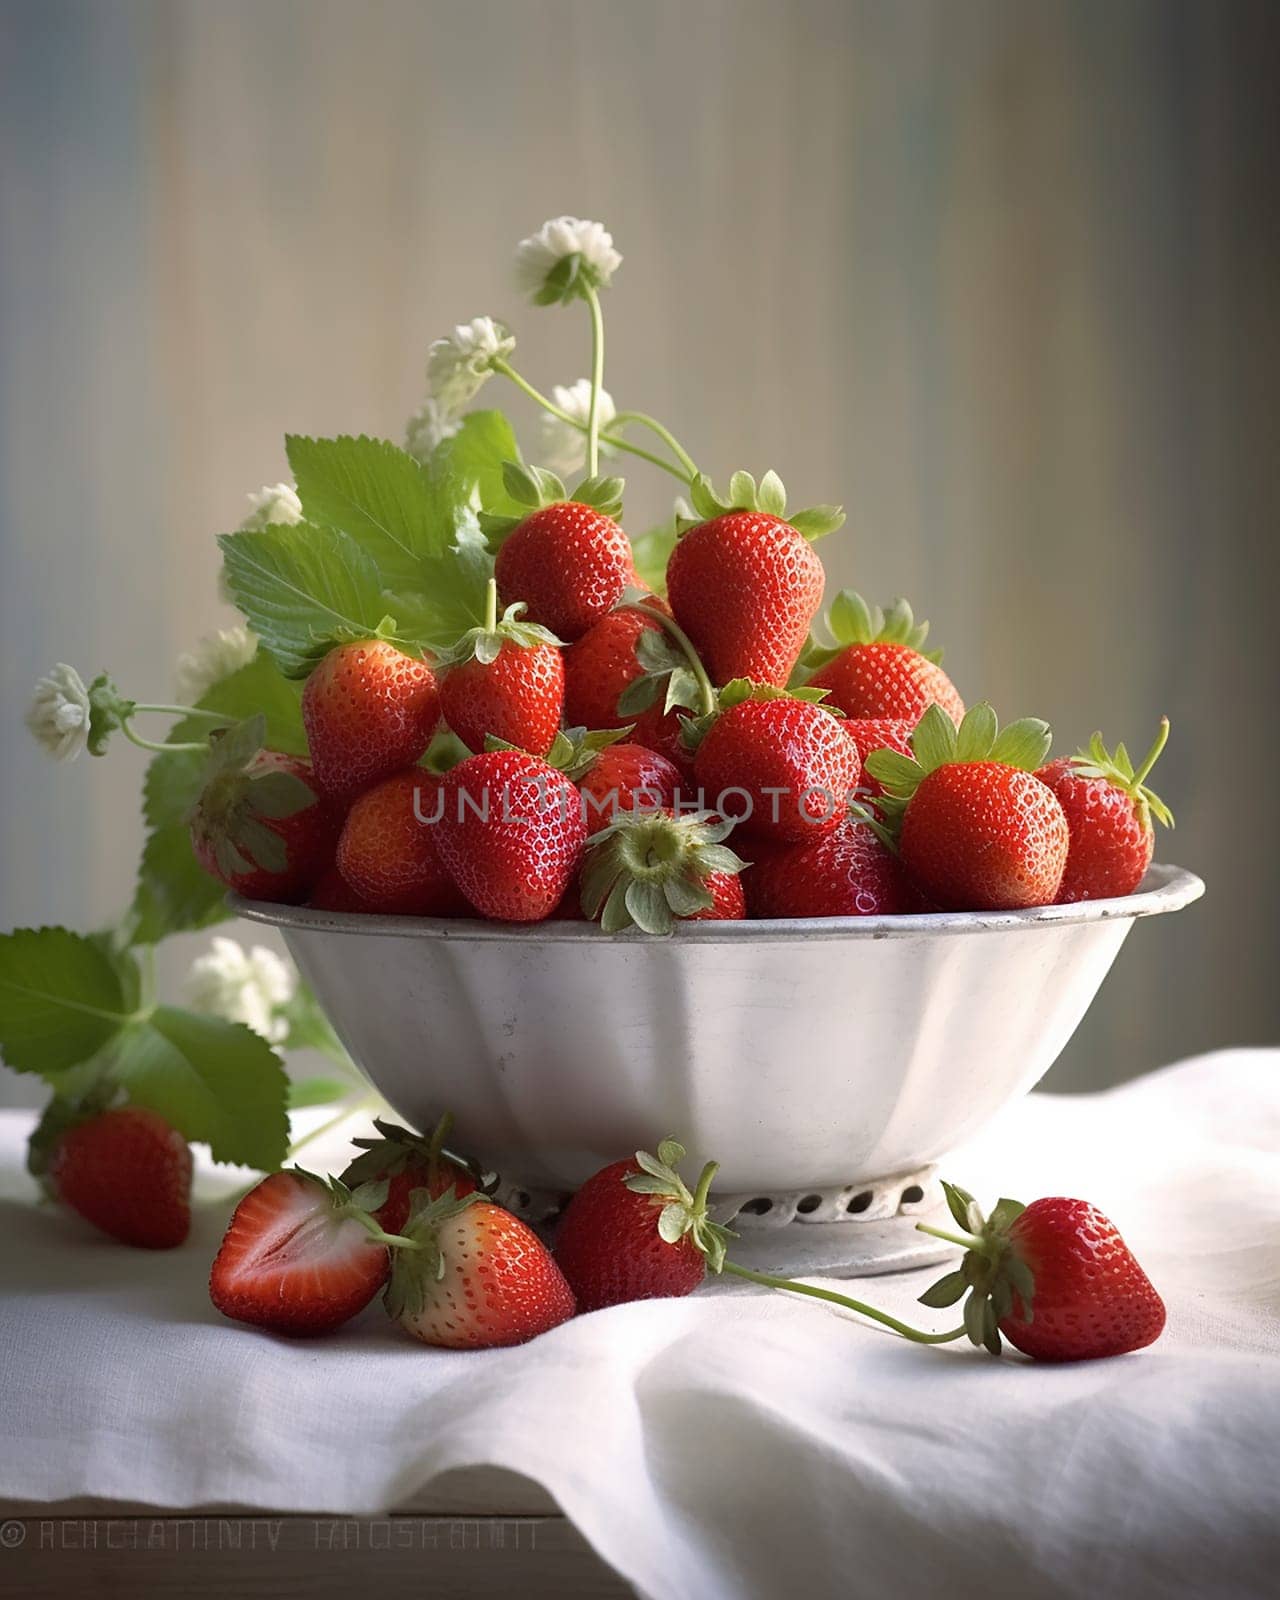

209,1169,395,1336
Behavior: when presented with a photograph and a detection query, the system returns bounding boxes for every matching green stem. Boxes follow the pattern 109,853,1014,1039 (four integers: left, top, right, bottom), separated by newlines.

584,284,606,479
483,577,498,634
623,600,717,717
120,722,209,756
1131,716,1170,789
721,1260,967,1345
287,1092,379,1162
914,1221,984,1253
610,410,699,478
133,704,232,724
690,1159,719,1214
492,361,690,483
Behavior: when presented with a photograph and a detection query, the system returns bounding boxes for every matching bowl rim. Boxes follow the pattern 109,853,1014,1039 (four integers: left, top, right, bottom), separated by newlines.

229,862,1204,945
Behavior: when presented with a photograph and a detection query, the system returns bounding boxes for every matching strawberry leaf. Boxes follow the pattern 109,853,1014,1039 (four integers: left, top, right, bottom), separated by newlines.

288,1076,351,1109
0,928,136,1075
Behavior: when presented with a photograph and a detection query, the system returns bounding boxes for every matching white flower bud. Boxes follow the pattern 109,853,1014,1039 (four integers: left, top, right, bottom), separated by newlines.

540,380,618,479
25,664,92,762
183,936,298,1045
516,216,621,299
240,482,303,532
425,316,516,416
174,626,257,705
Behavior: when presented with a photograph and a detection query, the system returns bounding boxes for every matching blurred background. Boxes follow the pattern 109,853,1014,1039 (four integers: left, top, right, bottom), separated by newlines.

1,0,1277,1106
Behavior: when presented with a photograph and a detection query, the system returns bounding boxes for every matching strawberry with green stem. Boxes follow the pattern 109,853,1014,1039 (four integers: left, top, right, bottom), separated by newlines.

666,472,843,688
47,1105,192,1249
580,809,749,933
438,578,565,756
866,703,1069,910
188,715,337,903
1037,718,1173,902
341,1112,481,1234
915,1181,1167,1361
801,592,965,725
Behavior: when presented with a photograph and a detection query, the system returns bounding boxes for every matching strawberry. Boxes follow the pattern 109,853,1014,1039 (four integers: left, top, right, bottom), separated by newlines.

385,1191,576,1349
301,639,440,803
562,606,666,730
554,1139,731,1312
580,809,748,932
189,717,337,903
919,1183,1166,1361
495,501,635,641
667,509,824,688
689,685,860,843
867,704,1068,910
843,716,915,798
438,581,565,757
209,1169,396,1336
745,812,909,918
341,1114,478,1235
307,864,376,912
577,742,682,828
804,593,964,725
1037,720,1173,902
335,771,468,917
49,1107,191,1249
434,750,587,922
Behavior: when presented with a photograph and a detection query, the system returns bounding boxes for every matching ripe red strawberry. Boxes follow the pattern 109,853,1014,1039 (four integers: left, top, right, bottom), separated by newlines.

578,742,682,828
1037,720,1173,902
385,1192,576,1348
336,771,468,917
919,1183,1166,1362
691,689,860,843
745,813,909,918
50,1107,191,1249
554,1139,731,1312
805,593,964,725
189,720,337,903
562,605,668,730
341,1114,478,1235
843,716,915,797
307,864,376,912
667,511,824,686
438,581,565,756
210,1169,394,1336
580,809,748,932
867,704,1068,910
434,750,587,922
495,501,636,641
302,639,440,803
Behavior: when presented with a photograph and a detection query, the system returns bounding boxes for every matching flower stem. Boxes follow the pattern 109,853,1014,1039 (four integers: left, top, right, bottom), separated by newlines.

492,361,690,483
483,577,498,634
287,1092,379,1162
119,722,209,756
622,600,717,717
133,704,232,724
721,1260,967,1344
610,411,699,478
585,284,606,479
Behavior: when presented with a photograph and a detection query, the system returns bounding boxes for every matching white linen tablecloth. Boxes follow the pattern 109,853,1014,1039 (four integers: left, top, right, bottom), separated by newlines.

1,1048,1277,1599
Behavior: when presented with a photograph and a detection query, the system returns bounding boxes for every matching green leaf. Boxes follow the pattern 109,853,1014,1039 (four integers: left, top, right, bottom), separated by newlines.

288,1076,351,1110
429,411,524,526
918,1269,969,1308
116,1006,289,1169
385,508,494,651
218,523,396,679
286,434,445,587
941,1180,977,1231
131,824,229,947
990,717,1053,772
0,928,135,1074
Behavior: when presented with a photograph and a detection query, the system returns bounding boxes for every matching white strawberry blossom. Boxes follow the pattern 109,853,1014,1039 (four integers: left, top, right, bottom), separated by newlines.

540,379,617,478
174,625,257,705
25,663,92,762
516,216,621,298
183,936,297,1045
426,317,515,416
404,396,460,464
240,482,303,531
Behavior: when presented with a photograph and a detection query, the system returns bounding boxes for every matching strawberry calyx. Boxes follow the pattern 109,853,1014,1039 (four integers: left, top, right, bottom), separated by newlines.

186,714,318,878
382,1186,489,1323
622,1139,734,1272
1068,718,1174,830
678,676,841,755
580,810,748,933
914,1181,1035,1356
685,470,845,542
864,703,1054,838
484,723,633,781
479,461,624,541
342,1111,489,1195
614,589,717,720
798,591,943,678
435,578,563,668
286,1165,420,1250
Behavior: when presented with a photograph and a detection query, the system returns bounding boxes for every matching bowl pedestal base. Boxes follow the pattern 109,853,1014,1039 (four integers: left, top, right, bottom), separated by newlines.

493,1162,958,1278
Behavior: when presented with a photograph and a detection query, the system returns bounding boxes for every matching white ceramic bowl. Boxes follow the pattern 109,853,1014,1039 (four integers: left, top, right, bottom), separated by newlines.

234,865,1203,1216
